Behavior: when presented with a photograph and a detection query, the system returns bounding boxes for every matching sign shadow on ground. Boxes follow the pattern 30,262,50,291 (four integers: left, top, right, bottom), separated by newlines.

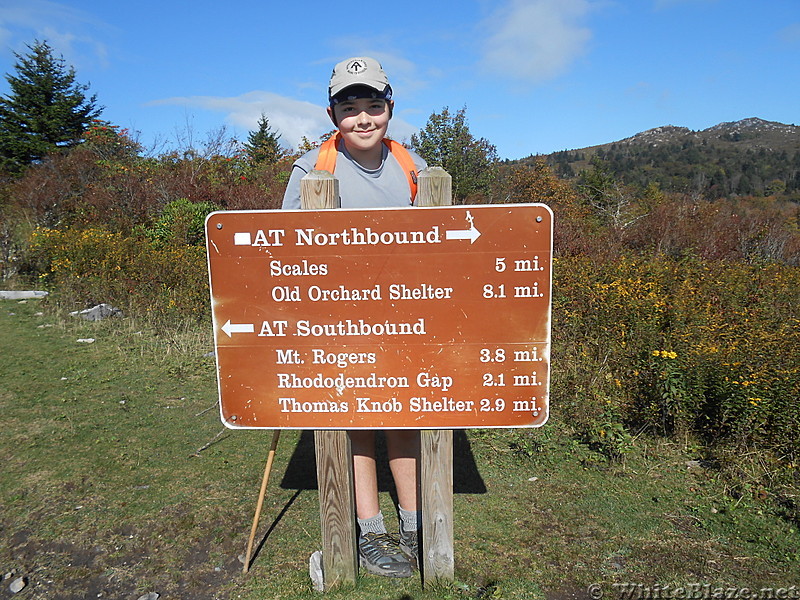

279,430,487,494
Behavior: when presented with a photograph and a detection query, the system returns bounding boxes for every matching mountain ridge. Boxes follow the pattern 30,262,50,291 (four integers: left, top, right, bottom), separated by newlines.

534,117,800,200
619,117,799,150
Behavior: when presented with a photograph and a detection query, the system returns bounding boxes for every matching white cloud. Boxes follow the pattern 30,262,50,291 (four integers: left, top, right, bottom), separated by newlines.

481,0,592,83
150,90,420,151
0,0,110,68
150,92,326,150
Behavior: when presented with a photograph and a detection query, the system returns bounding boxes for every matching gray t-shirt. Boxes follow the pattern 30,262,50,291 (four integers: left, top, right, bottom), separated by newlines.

281,140,427,209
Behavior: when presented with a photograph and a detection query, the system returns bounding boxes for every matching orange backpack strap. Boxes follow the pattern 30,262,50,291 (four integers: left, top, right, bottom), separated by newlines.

314,134,419,203
314,132,341,174
383,139,419,203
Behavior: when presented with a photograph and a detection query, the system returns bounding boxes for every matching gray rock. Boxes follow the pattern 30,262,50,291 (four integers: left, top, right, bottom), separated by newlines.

69,303,122,321
0,290,48,300
137,593,159,600
9,576,27,593
309,550,324,592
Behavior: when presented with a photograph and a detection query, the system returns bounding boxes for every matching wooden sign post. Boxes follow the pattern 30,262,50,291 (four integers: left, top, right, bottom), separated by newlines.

414,167,455,584
205,168,553,590
301,170,359,589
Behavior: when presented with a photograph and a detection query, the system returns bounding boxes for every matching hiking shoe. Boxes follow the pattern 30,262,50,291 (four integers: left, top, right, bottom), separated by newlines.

399,524,419,568
358,532,413,578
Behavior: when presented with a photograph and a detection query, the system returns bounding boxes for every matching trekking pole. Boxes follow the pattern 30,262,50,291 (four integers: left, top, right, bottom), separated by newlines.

243,429,281,573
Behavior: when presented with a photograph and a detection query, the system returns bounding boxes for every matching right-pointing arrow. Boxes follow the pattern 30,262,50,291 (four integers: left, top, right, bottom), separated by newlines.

221,320,255,337
445,224,481,244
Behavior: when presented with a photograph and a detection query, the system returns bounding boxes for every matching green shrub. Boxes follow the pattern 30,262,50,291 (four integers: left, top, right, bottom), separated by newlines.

28,225,209,322
552,254,800,473
140,198,220,248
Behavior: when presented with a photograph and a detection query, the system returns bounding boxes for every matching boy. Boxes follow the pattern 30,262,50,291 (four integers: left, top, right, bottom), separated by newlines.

282,56,426,578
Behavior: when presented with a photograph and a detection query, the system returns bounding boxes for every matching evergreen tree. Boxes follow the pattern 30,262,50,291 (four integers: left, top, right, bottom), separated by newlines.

410,106,498,203
243,113,286,164
0,40,102,172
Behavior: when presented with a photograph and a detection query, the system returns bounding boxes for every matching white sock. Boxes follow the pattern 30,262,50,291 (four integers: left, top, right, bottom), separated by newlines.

358,511,387,535
398,506,419,532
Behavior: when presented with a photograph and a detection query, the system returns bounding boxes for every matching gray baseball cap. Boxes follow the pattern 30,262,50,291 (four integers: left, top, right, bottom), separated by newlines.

328,57,392,101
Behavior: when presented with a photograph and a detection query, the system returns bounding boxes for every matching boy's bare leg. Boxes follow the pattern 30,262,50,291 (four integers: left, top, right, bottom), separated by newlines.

349,430,380,519
387,429,421,564
350,430,420,515
350,430,415,577
386,429,420,511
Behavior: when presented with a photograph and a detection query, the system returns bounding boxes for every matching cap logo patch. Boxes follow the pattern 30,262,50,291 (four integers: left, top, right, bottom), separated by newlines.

346,59,368,75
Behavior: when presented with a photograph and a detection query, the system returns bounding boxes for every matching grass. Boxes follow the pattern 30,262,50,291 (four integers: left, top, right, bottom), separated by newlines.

1,297,798,600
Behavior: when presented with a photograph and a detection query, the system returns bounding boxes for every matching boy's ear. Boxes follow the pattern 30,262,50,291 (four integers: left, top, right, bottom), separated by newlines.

327,105,338,127
387,99,394,120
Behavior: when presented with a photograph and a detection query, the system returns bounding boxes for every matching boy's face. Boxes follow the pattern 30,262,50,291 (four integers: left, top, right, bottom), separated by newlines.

328,97,393,155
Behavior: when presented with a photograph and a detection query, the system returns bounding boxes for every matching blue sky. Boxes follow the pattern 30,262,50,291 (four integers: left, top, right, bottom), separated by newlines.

0,0,798,160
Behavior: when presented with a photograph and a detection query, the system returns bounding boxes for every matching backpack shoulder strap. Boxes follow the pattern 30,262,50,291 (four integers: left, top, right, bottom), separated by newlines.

384,139,419,203
314,132,341,174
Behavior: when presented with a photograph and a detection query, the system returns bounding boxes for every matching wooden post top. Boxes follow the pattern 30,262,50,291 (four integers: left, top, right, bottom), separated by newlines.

301,169,340,210
416,167,452,207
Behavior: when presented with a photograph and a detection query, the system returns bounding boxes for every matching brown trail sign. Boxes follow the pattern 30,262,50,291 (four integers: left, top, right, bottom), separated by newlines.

206,204,552,430
206,168,552,590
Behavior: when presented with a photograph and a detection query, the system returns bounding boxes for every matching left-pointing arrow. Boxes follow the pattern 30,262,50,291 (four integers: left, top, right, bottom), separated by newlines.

221,320,255,337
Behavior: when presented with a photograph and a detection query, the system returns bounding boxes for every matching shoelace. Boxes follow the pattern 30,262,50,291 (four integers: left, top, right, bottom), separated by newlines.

360,533,403,561
400,529,418,556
